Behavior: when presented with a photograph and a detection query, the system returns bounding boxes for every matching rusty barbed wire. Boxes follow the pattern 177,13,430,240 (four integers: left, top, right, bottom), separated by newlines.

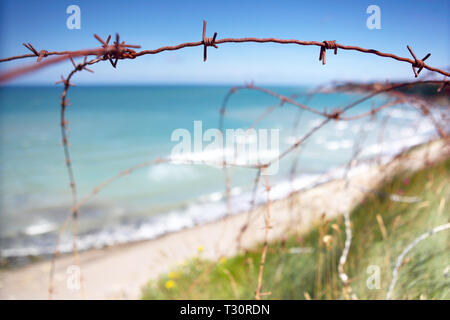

1,20,448,299
1,20,450,83
48,55,102,299
47,75,447,299
330,81,449,137
48,81,446,298
221,80,449,126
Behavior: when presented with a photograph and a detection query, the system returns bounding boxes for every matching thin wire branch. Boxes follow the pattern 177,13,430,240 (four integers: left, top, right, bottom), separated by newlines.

386,223,450,300
49,56,101,299
337,119,370,299
255,167,272,300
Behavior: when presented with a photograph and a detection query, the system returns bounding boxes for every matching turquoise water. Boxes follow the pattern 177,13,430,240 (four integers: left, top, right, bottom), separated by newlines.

0,85,439,257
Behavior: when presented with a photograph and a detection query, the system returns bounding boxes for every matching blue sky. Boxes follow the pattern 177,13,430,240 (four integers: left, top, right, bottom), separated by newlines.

0,0,448,85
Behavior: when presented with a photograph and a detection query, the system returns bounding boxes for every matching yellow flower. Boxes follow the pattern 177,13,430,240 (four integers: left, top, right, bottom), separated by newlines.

322,235,333,250
219,257,227,265
197,245,204,253
168,271,178,279
165,280,175,289
331,224,340,233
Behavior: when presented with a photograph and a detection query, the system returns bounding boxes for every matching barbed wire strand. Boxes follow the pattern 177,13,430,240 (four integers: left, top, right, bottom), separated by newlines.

50,77,447,298
1,20,450,83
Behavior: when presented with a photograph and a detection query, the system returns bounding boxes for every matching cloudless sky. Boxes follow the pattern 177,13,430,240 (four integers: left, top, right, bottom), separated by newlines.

0,0,448,85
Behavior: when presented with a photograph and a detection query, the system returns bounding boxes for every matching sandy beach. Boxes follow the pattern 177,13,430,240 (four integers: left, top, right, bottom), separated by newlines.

0,140,448,300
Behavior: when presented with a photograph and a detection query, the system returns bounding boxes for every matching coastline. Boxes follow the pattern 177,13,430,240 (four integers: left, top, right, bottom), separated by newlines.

0,139,448,299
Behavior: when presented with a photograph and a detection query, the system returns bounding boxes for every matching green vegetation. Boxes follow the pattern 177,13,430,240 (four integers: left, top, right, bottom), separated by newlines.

142,159,450,300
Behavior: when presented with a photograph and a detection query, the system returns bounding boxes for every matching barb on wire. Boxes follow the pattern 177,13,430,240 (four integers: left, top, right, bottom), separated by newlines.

23,43,48,62
70,57,94,73
94,33,141,68
406,45,431,78
202,20,218,62
319,40,338,65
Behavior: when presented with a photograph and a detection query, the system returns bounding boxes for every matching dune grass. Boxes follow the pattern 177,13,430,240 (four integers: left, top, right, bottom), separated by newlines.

142,158,450,300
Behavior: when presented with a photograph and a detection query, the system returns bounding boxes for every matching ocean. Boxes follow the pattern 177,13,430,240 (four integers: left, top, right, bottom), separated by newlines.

0,85,441,258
